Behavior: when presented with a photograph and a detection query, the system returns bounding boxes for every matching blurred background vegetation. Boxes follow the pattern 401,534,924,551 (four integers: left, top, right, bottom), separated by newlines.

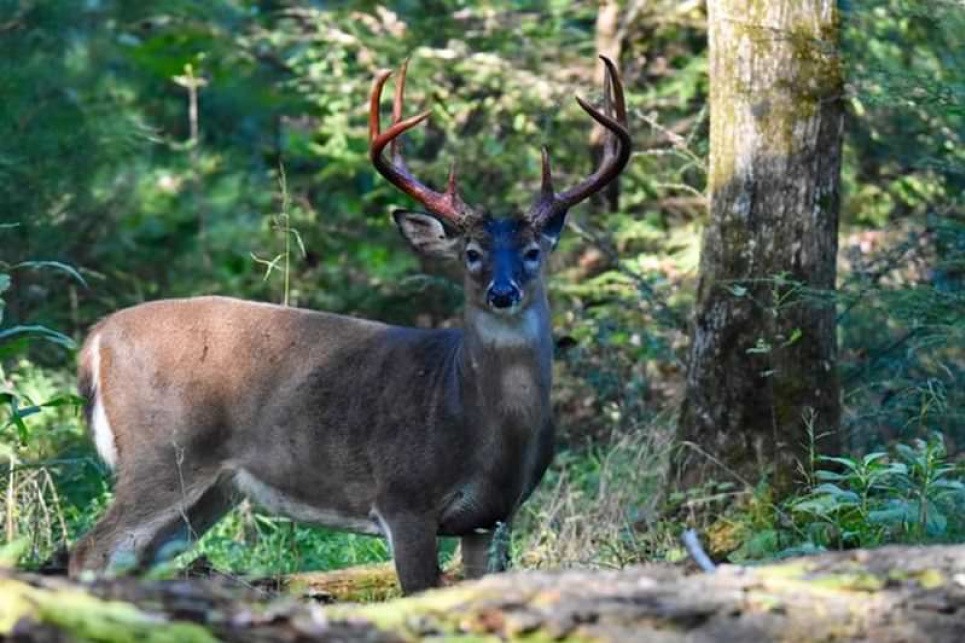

1,0,963,576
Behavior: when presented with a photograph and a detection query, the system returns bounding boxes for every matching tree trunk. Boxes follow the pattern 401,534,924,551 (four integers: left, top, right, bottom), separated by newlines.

675,0,845,495
590,0,623,212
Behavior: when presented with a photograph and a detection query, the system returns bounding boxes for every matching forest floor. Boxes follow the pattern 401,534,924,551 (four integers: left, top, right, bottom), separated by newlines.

3,544,965,641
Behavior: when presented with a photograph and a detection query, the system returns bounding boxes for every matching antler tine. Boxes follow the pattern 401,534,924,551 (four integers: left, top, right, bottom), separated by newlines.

369,62,475,228
529,56,632,226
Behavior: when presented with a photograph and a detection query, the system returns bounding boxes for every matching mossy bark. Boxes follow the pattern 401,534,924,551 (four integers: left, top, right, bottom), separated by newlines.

676,0,845,495
6,545,965,641
280,562,462,603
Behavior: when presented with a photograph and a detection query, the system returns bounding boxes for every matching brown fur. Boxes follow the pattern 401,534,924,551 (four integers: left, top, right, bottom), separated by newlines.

71,274,555,592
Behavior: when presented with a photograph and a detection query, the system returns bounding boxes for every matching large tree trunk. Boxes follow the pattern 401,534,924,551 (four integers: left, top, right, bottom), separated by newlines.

675,0,845,494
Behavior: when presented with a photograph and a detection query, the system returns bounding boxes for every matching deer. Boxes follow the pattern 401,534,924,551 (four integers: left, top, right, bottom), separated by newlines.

68,56,631,594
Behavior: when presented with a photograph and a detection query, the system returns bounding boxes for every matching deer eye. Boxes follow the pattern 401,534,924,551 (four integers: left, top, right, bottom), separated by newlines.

524,248,541,263
466,249,482,265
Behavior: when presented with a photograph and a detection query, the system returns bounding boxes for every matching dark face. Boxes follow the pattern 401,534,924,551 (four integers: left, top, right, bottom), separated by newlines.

463,218,543,313
393,210,566,316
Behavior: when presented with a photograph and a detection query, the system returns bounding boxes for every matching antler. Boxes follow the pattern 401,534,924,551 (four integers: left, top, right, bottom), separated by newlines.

529,56,632,226
369,60,476,228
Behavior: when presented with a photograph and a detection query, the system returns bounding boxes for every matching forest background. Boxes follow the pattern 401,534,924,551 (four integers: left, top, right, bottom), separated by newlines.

1,0,963,578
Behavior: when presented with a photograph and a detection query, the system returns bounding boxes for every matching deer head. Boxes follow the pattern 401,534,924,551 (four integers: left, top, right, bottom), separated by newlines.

369,56,631,317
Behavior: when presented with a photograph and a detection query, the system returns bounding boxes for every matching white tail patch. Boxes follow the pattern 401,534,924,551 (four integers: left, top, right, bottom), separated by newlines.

88,335,118,469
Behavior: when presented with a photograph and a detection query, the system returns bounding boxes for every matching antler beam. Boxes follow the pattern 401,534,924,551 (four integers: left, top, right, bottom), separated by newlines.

369,61,476,228
529,56,632,225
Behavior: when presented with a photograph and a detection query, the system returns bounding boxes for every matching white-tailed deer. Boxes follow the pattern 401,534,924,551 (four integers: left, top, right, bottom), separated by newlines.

70,56,631,593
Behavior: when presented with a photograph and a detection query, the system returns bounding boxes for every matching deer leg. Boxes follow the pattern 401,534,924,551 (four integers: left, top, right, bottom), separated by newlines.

462,521,511,578
377,511,440,594
460,531,492,579
69,468,234,577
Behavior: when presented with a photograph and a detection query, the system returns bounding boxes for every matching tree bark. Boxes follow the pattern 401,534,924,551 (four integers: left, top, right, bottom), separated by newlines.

675,0,845,495
590,0,623,212
5,545,965,641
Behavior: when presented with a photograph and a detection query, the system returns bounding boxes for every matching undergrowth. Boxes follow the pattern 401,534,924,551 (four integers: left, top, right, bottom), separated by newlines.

682,433,965,563
512,420,683,569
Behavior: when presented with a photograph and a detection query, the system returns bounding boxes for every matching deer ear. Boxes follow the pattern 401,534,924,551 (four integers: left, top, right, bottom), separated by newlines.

393,210,461,260
540,209,567,250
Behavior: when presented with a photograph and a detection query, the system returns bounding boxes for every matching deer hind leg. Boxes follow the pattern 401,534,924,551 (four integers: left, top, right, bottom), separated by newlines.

460,522,511,579
375,510,440,595
460,531,490,579
69,467,235,577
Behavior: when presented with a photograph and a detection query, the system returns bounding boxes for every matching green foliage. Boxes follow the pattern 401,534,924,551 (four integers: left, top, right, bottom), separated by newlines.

703,435,965,564
836,0,965,444
792,435,965,548
0,254,94,566
184,510,392,577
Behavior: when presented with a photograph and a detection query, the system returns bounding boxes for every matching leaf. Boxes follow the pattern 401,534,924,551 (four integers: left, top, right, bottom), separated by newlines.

814,470,848,481
895,443,919,464
39,394,86,409
746,338,772,354
11,260,87,288
861,452,889,467
817,455,860,472
886,462,909,476
10,411,29,444
12,405,42,419
791,497,838,516
811,483,860,503
290,228,307,258
0,325,75,349
781,328,803,347
868,507,908,525
925,502,948,536
932,465,956,479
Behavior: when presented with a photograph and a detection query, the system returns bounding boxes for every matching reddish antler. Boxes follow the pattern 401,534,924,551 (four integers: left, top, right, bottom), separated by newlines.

369,61,476,228
529,56,632,225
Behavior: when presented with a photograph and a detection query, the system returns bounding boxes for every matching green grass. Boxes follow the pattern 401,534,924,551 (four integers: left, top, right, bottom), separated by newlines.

183,508,392,577
174,505,459,579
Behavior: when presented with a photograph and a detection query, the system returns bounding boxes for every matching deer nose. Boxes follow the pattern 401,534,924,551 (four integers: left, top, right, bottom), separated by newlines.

487,283,521,309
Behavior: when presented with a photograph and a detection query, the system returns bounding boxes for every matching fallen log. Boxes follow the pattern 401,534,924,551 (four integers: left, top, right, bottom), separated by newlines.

280,562,461,603
3,544,965,641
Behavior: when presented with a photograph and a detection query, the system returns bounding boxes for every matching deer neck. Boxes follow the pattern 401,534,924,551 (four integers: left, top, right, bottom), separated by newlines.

459,295,553,425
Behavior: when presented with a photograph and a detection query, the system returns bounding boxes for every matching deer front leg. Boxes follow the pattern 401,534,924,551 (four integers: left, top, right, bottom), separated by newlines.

378,511,440,594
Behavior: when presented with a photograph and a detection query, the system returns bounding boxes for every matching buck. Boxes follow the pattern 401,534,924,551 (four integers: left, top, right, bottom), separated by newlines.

69,56,631,593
